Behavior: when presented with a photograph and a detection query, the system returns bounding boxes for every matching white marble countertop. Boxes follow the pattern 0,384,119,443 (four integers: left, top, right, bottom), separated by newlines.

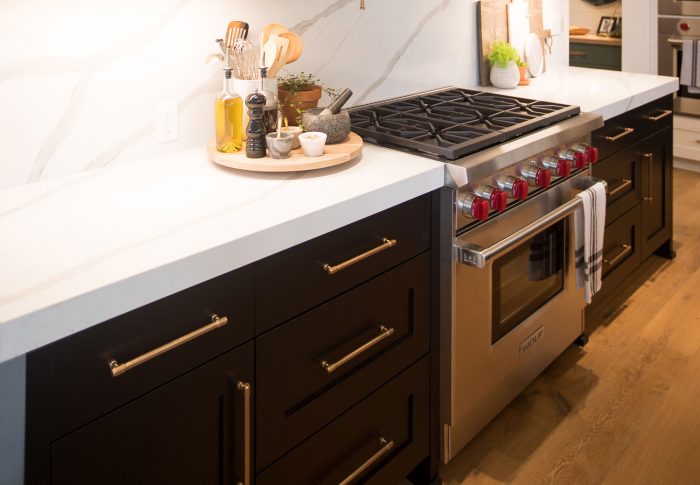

480,66,679,120
0,146,444,364
0,66,679,364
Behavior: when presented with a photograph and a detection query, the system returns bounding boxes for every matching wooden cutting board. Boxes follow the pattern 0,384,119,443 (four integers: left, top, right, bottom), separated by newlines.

477,0,545,86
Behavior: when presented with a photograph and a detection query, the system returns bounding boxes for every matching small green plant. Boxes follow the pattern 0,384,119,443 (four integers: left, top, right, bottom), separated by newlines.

277,71,340,126
486,41,523,68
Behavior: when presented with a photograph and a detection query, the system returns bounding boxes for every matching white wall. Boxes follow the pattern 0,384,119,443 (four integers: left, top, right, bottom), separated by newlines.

0,0,482,190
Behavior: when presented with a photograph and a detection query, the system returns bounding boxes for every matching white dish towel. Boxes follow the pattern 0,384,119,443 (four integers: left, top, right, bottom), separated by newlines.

681,40,700,94
574,182,606,304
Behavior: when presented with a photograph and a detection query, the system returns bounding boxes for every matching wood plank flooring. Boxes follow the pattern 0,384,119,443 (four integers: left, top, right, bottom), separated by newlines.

441,169,700,485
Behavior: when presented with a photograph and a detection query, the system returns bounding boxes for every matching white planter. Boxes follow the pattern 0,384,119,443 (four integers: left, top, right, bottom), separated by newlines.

489,61,520,89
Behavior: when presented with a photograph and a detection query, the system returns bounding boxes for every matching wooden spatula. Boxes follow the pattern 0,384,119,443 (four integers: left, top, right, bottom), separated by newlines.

225,20,249,49
267,35,290,78
259,23,287,51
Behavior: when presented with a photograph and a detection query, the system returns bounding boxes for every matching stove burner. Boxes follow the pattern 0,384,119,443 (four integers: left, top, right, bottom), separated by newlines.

349,88,579,160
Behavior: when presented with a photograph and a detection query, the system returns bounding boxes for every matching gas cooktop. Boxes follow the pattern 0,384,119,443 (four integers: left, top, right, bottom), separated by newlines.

348,87,580,160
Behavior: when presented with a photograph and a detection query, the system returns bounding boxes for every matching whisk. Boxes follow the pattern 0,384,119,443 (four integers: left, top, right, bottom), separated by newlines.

230,39,260,80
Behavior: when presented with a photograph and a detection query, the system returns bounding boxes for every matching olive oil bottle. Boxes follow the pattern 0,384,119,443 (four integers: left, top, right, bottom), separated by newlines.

215,68,243,153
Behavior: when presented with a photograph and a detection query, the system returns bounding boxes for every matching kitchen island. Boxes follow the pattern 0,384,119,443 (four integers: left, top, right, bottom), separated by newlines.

0,66,680,484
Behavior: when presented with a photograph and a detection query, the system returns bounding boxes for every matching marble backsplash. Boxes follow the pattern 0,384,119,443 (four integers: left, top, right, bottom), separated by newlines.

0,0,567,190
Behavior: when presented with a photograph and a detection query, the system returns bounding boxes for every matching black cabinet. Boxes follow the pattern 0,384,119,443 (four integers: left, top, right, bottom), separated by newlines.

26,193,437,485
591,95,674,298
51,343,253,485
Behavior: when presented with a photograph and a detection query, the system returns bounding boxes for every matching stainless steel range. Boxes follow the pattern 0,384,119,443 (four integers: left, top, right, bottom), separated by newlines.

349,87,604,464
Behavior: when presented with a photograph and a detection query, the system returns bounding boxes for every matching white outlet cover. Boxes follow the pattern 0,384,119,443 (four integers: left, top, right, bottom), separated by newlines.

155,102,178,143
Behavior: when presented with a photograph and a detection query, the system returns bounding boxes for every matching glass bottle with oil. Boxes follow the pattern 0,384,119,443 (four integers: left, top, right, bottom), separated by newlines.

215,68,243,153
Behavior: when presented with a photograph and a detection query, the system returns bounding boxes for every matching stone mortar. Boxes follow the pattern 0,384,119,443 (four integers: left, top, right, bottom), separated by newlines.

301,108,351,144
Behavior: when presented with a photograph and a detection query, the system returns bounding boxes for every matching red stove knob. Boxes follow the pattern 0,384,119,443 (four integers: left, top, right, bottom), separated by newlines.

522,165,551,188
585,145,599,164
556,147,587,170
496,176,528,201
475,185,508,211
489,189,508,211
540,156,571,177
681,22,690,31
572,143,599,165
512,178,529,200
462,194,490,221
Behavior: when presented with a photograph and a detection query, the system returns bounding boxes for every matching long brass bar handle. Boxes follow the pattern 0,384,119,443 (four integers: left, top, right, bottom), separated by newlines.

643,109,672,122
606,178,632,198
321,325,395,374
236,381,251,485
322,238,397,275
108,314,229,377
603,244,632,268
337,437,395,485
603,127,635,142
641,152,653,203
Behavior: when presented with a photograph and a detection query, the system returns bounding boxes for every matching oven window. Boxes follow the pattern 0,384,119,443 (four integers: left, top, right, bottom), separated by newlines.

492,220,566,344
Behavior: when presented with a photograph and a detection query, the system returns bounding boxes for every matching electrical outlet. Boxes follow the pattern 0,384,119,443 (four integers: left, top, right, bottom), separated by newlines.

155,102,178,143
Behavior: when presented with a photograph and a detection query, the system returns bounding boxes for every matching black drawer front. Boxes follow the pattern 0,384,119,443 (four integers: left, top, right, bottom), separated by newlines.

593,95,673,160
255,194,431,334
51,265,254,439
50,342,253,485
257,356,430,485
592,145,642,223
256,254,430,470
602,207,641,284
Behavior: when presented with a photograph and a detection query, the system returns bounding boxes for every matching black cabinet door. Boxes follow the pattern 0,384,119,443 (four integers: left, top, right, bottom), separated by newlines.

638,127,673,260
49,343,253,485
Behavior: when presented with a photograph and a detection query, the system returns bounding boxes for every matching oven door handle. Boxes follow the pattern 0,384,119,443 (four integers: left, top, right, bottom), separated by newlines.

669,37,687,50
455,198,581,268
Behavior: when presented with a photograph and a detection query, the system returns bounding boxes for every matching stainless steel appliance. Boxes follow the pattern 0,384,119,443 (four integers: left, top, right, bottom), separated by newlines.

659,15,700,115
660,0,700,16
349,88,604,464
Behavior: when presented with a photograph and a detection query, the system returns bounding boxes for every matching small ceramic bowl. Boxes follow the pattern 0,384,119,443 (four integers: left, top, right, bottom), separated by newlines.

298,132,327,157
265,132,294,159
280,126,303,149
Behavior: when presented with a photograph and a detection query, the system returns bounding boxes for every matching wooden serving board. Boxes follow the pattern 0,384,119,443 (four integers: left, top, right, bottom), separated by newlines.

207,132,363,173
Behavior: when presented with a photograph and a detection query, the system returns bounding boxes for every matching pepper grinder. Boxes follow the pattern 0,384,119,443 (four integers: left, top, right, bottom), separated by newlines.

245,90,267,158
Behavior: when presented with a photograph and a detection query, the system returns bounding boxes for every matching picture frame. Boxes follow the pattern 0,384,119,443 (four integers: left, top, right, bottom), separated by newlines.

597,16,617,35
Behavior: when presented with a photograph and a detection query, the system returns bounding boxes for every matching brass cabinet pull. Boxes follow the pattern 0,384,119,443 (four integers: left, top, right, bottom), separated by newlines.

570,50,587,57
641,152,653,203
603,127,635,142
321,325,395,374
236,381,252,485
322,238,397,275
643,109,672,122
108,314,229,377
337,437,395,485
606,178,632,198
603,244,632,268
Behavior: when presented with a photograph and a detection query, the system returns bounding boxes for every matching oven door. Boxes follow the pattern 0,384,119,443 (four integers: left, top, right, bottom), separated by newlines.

659,17,700,116
444,175,591,462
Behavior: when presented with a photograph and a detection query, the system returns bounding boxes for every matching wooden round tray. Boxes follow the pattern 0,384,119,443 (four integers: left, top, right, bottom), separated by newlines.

207,132,363,173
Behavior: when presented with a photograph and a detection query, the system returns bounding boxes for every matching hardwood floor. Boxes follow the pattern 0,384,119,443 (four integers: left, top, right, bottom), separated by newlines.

441,169,700,485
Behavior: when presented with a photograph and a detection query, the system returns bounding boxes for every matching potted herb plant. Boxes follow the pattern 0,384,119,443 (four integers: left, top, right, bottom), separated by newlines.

517,58,529,86
486,41,522,89
277,72,338,126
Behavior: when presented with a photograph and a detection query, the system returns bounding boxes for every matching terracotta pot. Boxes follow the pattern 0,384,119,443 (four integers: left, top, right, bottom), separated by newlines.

278,85,323,126
518,65,530,86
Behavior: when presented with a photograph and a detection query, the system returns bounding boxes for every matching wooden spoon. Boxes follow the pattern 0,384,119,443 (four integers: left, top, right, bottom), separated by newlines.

259,23,287,50
279,31,303,64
